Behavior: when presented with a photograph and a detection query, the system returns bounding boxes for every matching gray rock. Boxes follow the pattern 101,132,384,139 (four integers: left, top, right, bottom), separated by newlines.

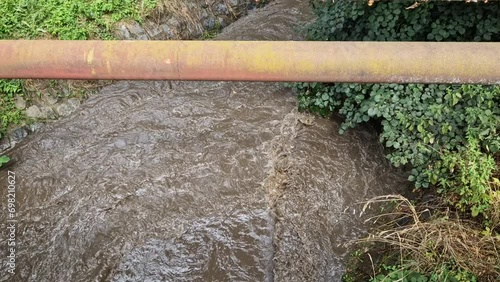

125,22,149,40
145,25,164,39
114,139,127,149
41,106,57,119
56,99,80,117
26,105,56,119
166,18,180,28
26,105,42,118
143,20,177,40
203,17,216,30
159,24,175,39
67,98,81,108
44,93,58,105
215,3,228,15
190,28,203,39
201,10,209,19
15,96,26,110
116,24,131,39
9,127,28,145
56,103,73,117
28,123,43,133
0,138,11,152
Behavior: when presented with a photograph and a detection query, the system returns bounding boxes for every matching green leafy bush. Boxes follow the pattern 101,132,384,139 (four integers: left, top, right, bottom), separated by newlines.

307,0,499,42
379,84,499,189
303,1,500,279
0,79,25,137
430,133,498,217
0,80,24,167
294,82,500,193
370,263,477,282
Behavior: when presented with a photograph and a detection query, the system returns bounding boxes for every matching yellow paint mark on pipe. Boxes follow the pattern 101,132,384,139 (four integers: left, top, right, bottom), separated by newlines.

86,48,94,65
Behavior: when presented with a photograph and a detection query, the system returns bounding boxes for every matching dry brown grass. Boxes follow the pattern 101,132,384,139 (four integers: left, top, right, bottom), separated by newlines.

151,0,199,27
150,0,250,34
24,79,110,97
359,195,500,280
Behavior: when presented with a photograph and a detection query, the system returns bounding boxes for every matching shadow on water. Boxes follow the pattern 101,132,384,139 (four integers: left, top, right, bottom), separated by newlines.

0,1,407,281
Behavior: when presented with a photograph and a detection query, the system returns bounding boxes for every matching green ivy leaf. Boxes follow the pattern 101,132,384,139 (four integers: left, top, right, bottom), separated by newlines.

0,155,10,167
367,108,376,116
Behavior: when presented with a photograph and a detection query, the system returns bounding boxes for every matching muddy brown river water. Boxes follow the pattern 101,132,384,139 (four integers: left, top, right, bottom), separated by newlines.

0,1,407,281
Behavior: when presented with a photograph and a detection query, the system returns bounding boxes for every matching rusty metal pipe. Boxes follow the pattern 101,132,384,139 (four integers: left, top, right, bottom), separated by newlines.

0,40,499,84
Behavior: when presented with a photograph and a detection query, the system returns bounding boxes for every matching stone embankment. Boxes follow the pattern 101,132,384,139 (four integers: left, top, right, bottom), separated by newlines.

1,0,262,155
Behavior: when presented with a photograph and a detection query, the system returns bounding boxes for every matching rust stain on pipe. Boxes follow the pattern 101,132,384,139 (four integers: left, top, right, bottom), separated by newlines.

0,40,499,84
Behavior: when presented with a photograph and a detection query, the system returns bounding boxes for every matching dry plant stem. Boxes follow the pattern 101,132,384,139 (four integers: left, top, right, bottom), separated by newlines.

358,195,500,279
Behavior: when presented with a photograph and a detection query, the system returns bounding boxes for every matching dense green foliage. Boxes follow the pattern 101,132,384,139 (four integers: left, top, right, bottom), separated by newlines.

369,263,477,282
292,0,500,218
298,1,500,280
0,80,25,137
432,131,498,217
307,0,500,42
343,247,481,282
0,0,157,40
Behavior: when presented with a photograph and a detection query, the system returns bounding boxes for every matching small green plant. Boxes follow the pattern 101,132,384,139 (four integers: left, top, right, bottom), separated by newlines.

201,21,221,40
0,155,9,167
429,133,498,217
0,79,25,135
371,263,477,282
371,264,428,282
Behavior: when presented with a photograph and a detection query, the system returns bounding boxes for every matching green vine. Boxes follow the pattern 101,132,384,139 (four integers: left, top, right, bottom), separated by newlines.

291,0,500,218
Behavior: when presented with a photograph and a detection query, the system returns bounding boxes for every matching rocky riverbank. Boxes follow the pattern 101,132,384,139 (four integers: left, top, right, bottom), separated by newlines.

0,0,265,156
116,0,260,40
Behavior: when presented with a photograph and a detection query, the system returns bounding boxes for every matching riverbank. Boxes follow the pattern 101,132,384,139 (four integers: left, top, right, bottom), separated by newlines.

292,1,500,281
0,0,265,157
